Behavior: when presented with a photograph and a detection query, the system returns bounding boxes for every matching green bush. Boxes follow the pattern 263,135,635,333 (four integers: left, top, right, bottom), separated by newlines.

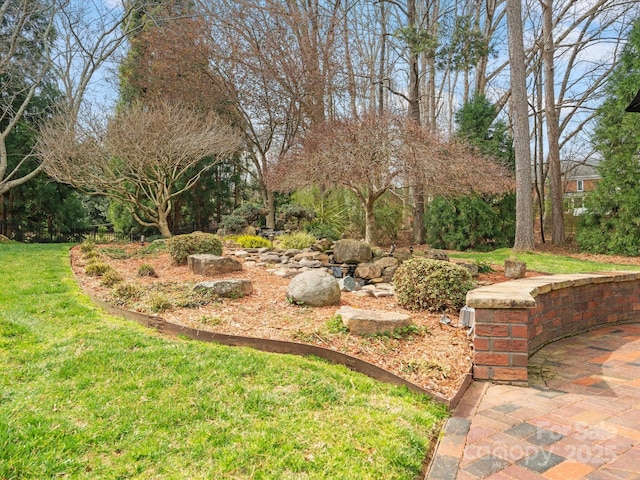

234,234,271,249
277,231,317,250
137,263,157,277
277,203,315,230
305,221,341,241
220,214,248,233
85,262,112,277
112,283,143,303
425,194,515,251
146,292,172,313
80,240,96,253
393,258,473,312
166,232,223,265
100,269,123,287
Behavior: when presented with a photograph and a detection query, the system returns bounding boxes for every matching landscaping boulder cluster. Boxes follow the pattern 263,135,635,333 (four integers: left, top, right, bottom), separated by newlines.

185,237,479,335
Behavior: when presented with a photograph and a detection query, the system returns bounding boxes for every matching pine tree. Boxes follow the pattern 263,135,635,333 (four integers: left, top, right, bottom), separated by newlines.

577,20,640,256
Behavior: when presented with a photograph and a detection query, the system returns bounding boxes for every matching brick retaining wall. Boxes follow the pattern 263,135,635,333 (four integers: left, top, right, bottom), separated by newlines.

466,272,640,385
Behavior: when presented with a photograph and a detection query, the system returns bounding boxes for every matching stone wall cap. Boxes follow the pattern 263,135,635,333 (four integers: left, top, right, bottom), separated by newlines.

467,271,640,309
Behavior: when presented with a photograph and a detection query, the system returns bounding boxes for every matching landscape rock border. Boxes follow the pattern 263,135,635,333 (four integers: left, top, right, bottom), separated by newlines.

70,255,471,409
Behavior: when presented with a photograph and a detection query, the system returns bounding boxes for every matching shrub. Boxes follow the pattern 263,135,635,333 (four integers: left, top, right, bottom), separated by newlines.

99,247,131,259
82,250,99,261
326,314,349,334
139,240,167,256
137,263,157,277
234,234,271,249
220,214,248,234
393,258,473,312
146,292,172,313
100,270,123,287
112,283,143,302
277,203,315,230
80,240,96,253
166,232,223,265
277,231,317,250
85,262,112,277
424,194,515,251
305,221,341,241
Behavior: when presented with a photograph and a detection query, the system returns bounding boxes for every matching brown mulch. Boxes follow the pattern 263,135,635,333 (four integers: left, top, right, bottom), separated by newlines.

70,243,535,400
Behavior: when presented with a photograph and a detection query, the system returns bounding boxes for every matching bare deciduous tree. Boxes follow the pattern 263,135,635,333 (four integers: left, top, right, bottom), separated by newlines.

38,100,240,237
271,113,513,246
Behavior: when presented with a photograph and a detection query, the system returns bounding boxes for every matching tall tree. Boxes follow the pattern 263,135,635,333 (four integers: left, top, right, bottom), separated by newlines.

577,19,640,255
506,0,534,250
0,0,57,195
39,100,240,237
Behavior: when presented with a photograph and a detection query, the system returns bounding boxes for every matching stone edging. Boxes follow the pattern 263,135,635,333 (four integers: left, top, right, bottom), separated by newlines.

71,261,471,409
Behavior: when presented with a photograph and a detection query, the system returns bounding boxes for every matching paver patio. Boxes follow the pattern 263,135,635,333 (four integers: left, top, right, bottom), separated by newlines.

427,323,640,479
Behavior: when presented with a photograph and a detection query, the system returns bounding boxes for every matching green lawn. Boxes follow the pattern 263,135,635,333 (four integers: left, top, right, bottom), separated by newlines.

0,243,446,479
449,247,640,274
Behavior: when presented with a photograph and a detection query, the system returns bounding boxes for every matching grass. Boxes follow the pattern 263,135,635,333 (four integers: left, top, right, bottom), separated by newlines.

449,247,640,275
0,243,446,479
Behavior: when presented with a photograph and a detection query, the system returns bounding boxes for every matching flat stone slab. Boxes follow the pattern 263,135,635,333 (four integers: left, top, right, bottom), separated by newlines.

337,306,410,335
188,254,242,276
194,279,253,298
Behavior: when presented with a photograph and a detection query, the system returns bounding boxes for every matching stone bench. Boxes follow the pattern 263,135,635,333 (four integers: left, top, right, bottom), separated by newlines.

467,271,640,385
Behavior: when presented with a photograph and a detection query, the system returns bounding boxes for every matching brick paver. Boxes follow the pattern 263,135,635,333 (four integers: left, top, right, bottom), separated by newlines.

426,324,640,479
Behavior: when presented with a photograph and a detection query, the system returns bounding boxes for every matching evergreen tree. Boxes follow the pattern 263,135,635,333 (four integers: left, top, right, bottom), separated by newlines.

577,20,640,255
424,95,515,250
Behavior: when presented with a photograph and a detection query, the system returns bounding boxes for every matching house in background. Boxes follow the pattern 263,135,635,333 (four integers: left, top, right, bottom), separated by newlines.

563,162,600,215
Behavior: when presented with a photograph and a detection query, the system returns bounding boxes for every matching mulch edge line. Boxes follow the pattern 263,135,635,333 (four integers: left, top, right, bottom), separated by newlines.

70,256,472,409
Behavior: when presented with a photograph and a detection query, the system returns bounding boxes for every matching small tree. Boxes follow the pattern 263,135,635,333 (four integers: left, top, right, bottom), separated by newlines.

39,100,240,237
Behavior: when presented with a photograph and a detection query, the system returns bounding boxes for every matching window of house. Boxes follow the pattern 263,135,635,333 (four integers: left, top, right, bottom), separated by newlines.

577,180,584,192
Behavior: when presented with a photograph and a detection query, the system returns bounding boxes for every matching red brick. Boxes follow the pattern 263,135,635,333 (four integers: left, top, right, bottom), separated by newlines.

474,324,509,337
473,365,490,380
492,339,528,353
510,324,528,339
510,353,529,367
492,367,528,382
474,337,489,351
474,309,495,323
475,352,509,366
494,310,529,324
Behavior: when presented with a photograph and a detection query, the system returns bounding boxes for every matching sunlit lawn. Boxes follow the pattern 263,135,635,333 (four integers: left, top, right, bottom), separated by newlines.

449,247,640,274
0,243,446,479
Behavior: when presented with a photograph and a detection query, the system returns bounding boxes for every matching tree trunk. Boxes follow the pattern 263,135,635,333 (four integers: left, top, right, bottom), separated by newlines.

542,0,564,245
158,208,172,238
265,189,275,229
364,197,378,246
412,190,425,245
506,0,534,251
407,0,425,244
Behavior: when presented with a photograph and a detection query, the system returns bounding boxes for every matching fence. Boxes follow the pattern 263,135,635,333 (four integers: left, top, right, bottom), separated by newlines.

0,222,137,244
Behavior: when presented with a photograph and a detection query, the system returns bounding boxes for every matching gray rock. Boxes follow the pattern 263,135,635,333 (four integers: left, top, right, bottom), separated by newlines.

293,251,329,264
456,262,479,277
299,259,322,268
188,254,243,276
283,249,303,258
286,270,341,307
260,253,283,263
372,290,394,298
333,239,373,264
270,268,300,279
339,275,358,292
375,283,394,291
337,306,411,335
382,266,398,282
354,263,383,280
374,256,399,269
194,279,253,298
425,249,450,261
233,250,251,258
505,259,526,279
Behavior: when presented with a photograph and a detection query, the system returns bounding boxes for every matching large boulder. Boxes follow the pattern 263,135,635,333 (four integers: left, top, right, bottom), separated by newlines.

333,239,372,264
336,306,411,335
286,270,341,307
188,254,242,276
194,279,253,298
